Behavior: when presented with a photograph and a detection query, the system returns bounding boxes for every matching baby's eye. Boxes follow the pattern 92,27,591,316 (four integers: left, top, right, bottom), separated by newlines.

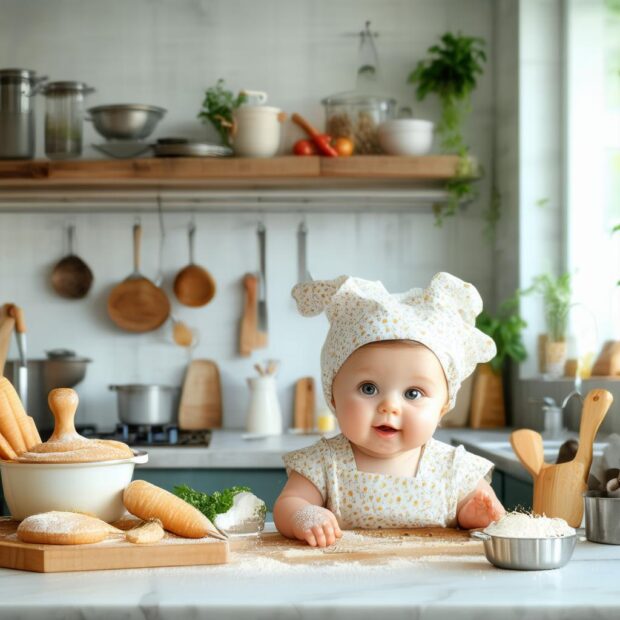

359,383,378,396
404,388,422,400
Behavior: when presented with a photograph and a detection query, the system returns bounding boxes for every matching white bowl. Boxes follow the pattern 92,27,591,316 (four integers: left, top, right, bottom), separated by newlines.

0,451,148,522
378,119,434,155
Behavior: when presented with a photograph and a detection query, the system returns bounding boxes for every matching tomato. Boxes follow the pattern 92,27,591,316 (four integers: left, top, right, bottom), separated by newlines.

333,137,354,157
293,139,317,156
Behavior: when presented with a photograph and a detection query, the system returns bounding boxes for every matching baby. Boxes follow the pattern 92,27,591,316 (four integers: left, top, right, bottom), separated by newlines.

274,272,505,547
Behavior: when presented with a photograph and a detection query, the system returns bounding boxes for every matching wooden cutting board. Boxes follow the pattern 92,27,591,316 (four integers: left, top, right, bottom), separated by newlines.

178,359,222,430
0,518,229,573
230,528,483,565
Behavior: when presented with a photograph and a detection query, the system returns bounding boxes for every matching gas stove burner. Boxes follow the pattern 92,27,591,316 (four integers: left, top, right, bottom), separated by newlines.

117,423,178,446
110,423,211,447
70,423,211,447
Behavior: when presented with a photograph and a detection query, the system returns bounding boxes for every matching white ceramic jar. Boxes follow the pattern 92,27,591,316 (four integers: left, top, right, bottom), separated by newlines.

245,375,282,435
231,91,284,158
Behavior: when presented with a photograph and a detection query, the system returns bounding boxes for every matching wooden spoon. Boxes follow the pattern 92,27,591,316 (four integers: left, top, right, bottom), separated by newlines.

107,224,170,333
173,223,216,307
51,225,94,299
511,389,613,526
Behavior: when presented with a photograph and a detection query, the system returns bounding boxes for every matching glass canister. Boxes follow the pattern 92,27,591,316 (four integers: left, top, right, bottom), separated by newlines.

42,81,95,159
0,69,47,159
321,92,396,154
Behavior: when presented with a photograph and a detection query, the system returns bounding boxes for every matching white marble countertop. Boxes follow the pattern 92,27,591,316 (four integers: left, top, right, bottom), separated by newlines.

0,526,618,619
139,427,515,469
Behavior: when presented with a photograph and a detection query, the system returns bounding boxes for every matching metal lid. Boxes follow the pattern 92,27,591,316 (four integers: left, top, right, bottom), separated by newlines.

43,81,95,95
0,68,39,81
321,91,396,108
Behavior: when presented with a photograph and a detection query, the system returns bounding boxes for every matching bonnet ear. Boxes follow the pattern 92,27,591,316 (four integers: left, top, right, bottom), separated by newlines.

291,275,349,317
422,272,483,325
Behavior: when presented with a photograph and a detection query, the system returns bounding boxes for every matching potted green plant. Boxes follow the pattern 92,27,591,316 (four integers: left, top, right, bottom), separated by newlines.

198,79,247,147
407,32,486,224
523,273,573,377
468,294,527,428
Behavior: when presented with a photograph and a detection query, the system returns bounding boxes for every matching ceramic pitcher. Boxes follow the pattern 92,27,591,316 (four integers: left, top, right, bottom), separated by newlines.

245,375,282,435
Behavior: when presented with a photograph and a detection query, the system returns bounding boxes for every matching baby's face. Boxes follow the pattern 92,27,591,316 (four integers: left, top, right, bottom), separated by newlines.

331,341,449,459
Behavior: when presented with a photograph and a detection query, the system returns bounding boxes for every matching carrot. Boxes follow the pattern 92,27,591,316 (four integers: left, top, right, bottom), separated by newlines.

123,480,226,539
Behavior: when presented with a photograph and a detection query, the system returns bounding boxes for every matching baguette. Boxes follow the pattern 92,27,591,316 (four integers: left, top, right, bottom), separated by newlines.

0,390,26,454
16,511,122,545
26,417,42,446
0,431,17,460
123,480,226,539
1,377,33,448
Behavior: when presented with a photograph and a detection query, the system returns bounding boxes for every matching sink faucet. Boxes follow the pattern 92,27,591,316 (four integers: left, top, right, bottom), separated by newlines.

561,373,583,409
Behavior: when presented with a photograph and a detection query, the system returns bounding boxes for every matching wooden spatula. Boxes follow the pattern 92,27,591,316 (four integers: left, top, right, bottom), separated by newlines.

511,389,613,526
178,360,222,430
294,377,315,432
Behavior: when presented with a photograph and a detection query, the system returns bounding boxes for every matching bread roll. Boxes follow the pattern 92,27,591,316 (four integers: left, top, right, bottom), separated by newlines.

123,480,226,539
16,511,122,545
125,519,165,544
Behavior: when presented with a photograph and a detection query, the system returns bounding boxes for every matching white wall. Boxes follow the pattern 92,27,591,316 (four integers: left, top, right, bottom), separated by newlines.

0,0,497,430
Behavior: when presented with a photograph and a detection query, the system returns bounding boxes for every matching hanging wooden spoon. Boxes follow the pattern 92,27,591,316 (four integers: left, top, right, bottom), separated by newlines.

51,225,94,299
107,224,170,333
173,223,216,307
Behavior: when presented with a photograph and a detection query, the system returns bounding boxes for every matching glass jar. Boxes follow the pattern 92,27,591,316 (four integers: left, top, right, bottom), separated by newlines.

321,92,396,154
43,81,94,159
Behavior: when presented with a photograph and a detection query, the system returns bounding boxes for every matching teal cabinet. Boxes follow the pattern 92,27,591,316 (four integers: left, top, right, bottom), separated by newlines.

490,470,533,511
135,469,288,511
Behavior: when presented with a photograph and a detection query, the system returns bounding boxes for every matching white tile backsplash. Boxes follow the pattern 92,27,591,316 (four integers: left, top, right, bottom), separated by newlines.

0,0,501,430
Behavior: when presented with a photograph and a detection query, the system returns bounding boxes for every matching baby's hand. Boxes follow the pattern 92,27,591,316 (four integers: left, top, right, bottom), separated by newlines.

458,487,505,530
292,505,342,547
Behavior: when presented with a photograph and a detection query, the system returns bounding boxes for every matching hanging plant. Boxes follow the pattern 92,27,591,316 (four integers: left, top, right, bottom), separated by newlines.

408,32,486,225
408,32,486,153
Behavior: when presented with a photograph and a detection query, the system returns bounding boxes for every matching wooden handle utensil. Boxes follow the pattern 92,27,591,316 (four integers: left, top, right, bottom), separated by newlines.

511,389,613,527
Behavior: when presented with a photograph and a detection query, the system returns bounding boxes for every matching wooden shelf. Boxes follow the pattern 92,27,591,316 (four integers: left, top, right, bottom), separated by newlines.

0,156,460,189
0,156,464,212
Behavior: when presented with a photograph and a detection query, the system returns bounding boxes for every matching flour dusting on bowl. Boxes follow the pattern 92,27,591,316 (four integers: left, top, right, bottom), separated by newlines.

484,512,575,539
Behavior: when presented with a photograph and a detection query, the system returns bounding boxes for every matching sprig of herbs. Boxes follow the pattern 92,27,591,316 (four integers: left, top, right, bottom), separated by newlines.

198,79,247,147
174,484,251,522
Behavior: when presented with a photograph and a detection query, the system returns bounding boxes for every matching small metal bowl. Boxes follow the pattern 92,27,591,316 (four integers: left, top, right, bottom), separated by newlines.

87,104,166,140
584,491,620,544
471,531,577,570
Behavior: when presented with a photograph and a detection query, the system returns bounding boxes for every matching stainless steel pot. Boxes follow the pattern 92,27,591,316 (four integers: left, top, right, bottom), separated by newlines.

584,491,620,544
471,531,577,570
4,353,91,432
109,384,179,426
0,69,47,159
87,104,166,141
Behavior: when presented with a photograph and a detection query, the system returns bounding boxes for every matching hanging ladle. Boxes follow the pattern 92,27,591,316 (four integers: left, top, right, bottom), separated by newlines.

173,222,216,307
51,225,94,299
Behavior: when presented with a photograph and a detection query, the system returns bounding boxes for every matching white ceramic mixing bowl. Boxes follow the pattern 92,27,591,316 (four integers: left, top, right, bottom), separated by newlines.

378,119,434,155
0,451,147,522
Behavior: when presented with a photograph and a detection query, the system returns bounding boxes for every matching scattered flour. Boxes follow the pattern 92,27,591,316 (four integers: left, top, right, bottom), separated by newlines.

483,512,575,539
